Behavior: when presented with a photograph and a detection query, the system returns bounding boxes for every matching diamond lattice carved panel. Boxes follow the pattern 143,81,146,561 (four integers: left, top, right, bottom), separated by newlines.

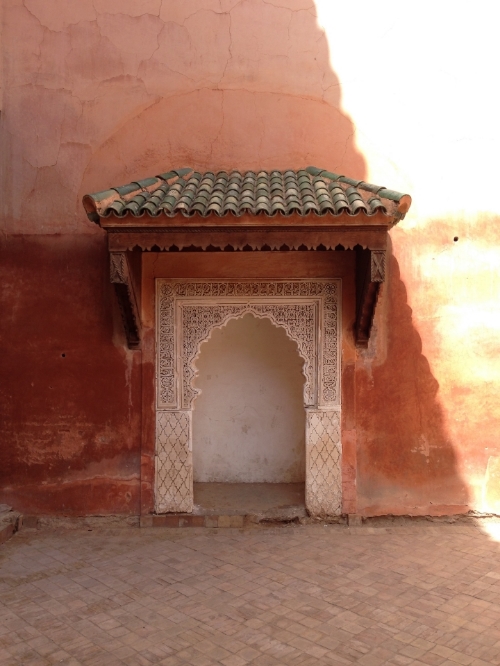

155,411,192,513
306,410,342,516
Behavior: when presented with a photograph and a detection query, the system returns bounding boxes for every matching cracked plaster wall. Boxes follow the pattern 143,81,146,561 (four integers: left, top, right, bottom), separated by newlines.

1,0,363,232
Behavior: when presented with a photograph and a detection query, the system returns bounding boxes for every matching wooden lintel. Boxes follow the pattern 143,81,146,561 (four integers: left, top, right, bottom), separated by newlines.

109,251,141,349
355,248,387,346
106,227,389,253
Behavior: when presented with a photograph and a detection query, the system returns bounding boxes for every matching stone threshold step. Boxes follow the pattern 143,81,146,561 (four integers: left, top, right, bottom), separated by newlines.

141,514,246,528
141,507,309,528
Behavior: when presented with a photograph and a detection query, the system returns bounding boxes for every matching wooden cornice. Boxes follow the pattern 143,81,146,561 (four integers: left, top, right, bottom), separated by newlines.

106,225,388,253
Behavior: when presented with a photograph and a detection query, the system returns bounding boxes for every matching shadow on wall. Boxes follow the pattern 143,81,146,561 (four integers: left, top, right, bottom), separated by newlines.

356,239,470,516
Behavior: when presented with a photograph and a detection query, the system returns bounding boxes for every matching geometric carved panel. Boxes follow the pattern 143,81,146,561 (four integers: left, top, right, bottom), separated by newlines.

155,411,192,513
305,410,342,516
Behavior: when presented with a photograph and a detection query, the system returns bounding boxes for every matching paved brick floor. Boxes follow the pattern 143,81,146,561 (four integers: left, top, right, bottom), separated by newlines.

1,523,500,665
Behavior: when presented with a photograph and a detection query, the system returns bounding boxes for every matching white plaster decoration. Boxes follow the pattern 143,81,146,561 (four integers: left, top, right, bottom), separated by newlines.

181,302,316,408
155,411,193,513
321,284,340,406
155,279,341,516
306,409,342,516
158,284,176,406
157,280,340,410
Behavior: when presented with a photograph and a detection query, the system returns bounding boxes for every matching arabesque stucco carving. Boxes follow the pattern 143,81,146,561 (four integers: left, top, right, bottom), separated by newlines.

155,279,342,516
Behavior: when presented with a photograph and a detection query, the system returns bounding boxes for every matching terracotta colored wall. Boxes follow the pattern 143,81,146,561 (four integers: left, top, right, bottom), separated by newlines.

0,235,142,514
1,0,499,515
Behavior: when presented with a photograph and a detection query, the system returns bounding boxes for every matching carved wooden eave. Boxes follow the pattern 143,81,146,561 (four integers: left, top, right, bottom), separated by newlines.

354,248,386,347
82,167,411,349
109,250,141,349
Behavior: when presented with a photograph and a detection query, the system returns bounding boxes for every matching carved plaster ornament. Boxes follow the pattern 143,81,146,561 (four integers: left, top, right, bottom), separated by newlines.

155,279,342,516
157,280,339,409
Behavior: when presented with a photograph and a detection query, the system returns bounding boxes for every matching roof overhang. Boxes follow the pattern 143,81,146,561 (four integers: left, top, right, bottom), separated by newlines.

83,167,411,349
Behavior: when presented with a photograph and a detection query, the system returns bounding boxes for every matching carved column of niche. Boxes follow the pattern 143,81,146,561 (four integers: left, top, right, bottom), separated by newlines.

157,282,176,409
155,410,193,513
305,409,342,516
318,281,340,407
304,281,342,517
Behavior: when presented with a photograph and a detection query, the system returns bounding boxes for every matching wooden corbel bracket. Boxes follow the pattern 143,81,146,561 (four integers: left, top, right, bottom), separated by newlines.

109,252,141,349
355,248,386,347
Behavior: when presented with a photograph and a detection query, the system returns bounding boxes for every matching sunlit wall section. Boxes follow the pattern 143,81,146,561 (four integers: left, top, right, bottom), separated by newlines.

316,0,500,512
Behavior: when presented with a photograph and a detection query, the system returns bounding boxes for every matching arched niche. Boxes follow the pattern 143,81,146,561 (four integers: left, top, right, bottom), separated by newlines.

155,279,342,517
192,313,306,484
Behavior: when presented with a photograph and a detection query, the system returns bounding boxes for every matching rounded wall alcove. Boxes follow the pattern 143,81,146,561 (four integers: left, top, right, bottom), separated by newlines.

192,313,306,483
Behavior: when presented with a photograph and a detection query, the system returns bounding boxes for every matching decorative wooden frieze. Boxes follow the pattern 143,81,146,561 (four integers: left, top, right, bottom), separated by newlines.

106,226,388,254
109,252,141,349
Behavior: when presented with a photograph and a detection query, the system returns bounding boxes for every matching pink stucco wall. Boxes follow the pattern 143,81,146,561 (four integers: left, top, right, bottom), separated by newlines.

1,0,499,516
2,0,364,233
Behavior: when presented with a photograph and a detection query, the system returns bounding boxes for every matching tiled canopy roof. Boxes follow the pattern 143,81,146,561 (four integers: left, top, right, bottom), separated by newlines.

83,166,411,222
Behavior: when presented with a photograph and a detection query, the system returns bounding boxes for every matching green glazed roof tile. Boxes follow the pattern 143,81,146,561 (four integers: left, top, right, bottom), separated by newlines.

82,166,411,222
